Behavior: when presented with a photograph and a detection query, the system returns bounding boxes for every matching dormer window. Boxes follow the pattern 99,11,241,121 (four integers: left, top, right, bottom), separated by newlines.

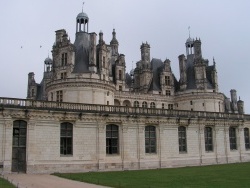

165,76,170,86
61,53,68,66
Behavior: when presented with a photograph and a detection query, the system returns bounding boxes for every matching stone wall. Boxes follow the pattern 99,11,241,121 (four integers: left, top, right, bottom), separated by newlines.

0,106,250,174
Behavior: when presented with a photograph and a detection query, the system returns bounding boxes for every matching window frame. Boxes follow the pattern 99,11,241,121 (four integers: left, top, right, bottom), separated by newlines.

134,101,139,108
178,126,187,153
204,127,213,152
244,128,250,150
142,101,147,108
165,76,170,86
229,127,237,150
166,90,171,96
150,102,155,109
145,126,157,154
106,124,119,155
60,122,73,156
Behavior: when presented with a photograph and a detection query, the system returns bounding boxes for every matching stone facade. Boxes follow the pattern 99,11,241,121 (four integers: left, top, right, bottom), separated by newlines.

0,8,250,174
0,100,250,174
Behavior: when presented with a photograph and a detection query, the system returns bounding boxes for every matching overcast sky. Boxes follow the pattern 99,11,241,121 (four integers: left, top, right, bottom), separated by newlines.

0,0,250,113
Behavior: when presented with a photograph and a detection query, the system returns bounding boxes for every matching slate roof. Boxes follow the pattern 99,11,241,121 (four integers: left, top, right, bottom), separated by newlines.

73,32,90,73
149,58,163,91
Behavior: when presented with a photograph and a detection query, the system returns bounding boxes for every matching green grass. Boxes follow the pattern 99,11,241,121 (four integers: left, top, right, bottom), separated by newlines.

0,177,16,188
54,163,250,188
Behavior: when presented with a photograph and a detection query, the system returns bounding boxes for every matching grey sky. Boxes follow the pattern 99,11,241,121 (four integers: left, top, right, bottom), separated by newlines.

1,0,250,113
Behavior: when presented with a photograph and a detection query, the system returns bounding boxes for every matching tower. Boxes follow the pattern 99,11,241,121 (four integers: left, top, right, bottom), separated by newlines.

140,42,151,69
110,29,119,56
193,38,207,90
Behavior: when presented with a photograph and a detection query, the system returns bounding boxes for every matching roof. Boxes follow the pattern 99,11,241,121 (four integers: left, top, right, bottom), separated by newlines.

73,32,90,73
149,58,163,91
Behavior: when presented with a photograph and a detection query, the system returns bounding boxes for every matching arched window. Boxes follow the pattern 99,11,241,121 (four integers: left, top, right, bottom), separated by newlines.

134,101,139,108
142,101,147,108
106,124,119,154
244,128,250,150
145,126,156,153
229,127,237,150
150,102,155,108
204,127,213,152
178,126,187,152
60,122,73,155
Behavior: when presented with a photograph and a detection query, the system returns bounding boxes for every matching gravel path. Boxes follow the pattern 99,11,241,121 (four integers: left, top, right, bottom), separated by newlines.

2,174,110,188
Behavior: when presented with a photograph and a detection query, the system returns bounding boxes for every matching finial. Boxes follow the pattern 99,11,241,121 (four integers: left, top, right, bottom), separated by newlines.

82,2,84,13
188,26,191,38
239,96,241,100
48,50,49,58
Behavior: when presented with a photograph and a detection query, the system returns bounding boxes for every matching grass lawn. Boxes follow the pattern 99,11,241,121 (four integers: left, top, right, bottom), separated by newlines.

0,177,15,188
54,163,250,188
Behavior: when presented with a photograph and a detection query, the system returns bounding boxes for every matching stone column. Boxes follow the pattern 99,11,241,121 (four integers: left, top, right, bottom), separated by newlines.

3,120,13,173
26,120,36,173
97,122,106,170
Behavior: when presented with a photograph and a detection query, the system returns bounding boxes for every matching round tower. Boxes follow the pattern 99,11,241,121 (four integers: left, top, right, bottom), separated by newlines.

46,8,115,106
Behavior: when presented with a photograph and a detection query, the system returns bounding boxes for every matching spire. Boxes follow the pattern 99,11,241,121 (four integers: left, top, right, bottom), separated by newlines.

82,2,84,13
188,26,191,38
110,28,118,44
213,57,216,66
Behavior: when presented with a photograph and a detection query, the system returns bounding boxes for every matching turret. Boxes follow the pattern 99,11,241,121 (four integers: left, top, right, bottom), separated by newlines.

115,54,126,91
76,11,89,33
140,42,151,69
237,97,244,114
27,72,37,99
230,89,238,113
110,29,119,56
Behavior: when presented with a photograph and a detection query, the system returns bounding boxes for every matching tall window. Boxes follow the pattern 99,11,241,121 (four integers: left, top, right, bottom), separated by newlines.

134,101,139,107
119,85,122,91
162,103,165,109
60,122,73,155
165,76,170,86
204,127,213,152
178,126,187,152
142,101,147,108
31,89,35,97
145,126,156,153
229,127,237,150
56,90,63,102
119,70,122,80
106,124,119,154
150,102,156,108
103,56,105,68
61,53,68,66
51,92,53,101
166,90,171,96
244,128,250,150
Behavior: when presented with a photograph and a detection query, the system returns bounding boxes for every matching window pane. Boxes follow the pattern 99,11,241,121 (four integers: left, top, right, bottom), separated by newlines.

19,138,26,146
112,131,118,138
13,137,19,146
106,125,119,154
60,122,73,155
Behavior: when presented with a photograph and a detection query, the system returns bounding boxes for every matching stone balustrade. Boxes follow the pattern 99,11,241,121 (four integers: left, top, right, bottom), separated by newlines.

0,97,249,120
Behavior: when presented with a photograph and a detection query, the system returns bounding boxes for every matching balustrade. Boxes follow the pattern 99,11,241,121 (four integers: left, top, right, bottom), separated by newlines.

0,97,246,120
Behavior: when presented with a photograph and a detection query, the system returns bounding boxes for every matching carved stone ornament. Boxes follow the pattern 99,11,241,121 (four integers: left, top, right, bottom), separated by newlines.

5,121,12,129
